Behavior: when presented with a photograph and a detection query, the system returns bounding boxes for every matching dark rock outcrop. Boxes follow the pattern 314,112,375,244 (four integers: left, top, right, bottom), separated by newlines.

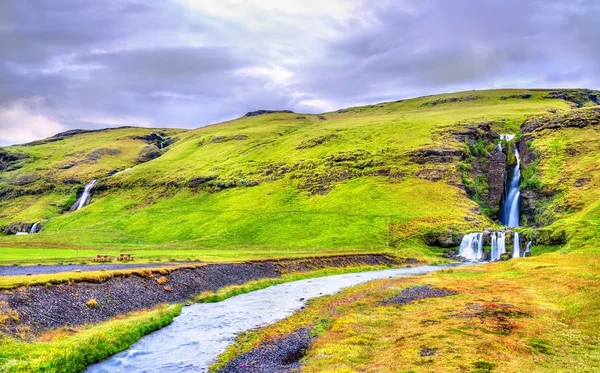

521,107,600,134
544,89,600,108
23,127,135,146
423,230,462,247
409,148,462,164
3,222,33,235
86,148,121,162
187,176,217,188
245,110,294,117
421,95,484,107
136,145,162,163
0,150,28,172
470,149,506,215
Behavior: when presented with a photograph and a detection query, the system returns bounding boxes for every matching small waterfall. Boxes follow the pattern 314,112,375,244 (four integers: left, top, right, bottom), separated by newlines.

490,232,498,261
75,179,97,211
458,233,484,261
498,231,506,257
513,232,521,258
525,241,532,255
29,222,40,234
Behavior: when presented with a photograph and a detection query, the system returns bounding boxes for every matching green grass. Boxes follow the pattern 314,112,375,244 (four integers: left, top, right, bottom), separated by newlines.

0,304,182,373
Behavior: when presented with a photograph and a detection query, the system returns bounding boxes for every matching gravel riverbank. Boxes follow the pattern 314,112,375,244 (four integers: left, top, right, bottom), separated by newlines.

1,254,402,335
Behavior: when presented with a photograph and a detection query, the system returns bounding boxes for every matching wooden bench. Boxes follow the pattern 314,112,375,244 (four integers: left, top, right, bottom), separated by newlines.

94,254,111,262
118,253,133,261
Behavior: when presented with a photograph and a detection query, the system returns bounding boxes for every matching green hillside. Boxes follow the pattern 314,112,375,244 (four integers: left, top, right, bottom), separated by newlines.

0,89,598,259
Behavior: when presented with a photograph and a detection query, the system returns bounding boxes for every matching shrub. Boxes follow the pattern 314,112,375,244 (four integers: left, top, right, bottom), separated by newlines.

521,160,543,190
156,276,169,285
86,299,98,308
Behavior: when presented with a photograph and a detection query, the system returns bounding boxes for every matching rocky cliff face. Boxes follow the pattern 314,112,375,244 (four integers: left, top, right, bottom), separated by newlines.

519,107,600,226
451,122,506,219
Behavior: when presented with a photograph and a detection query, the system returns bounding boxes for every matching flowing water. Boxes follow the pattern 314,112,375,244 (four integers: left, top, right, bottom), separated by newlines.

459,135,527,262
458,233,483,261
513,232,521,258
86,265,458,373
29,222,40,234
75,179,97,211
501,144,521,227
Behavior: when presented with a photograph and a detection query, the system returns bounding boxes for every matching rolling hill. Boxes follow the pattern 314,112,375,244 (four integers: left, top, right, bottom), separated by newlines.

0,88,598,259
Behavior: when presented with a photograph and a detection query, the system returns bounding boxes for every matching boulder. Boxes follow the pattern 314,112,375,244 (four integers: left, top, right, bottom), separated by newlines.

136,145,162,163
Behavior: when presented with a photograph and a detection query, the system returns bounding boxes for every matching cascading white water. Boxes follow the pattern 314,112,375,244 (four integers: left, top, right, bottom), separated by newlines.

458,233,483,261
501,143,521,227
525,241,532,255
513,232,521,258
497,231,506,259
458,135,533,262
75,179,97,211
29,222,40,234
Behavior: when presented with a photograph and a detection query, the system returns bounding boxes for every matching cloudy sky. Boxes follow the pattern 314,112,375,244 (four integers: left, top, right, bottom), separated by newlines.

0,0,599,145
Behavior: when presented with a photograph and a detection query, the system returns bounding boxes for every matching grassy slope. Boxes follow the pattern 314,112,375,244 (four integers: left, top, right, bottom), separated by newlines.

214,254,600,373
0,89,572,260
211,101,600,372
525,110,600,252
0,127,185,226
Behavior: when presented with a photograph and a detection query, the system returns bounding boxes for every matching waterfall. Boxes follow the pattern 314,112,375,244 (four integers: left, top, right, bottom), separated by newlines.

492,233,499,260
458,233,484,261
457,135,534,262
29,222,40,234
501,144,521,227
498,231,506,256
513,232,521,258
525,241,532,255
75,179,97,211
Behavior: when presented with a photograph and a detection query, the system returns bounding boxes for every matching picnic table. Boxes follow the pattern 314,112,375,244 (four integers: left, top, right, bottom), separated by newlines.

94,254,112,262
117,253,133,261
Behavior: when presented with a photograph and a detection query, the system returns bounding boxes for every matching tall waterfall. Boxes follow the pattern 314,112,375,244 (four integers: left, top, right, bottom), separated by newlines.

458,134,530,262
501,145,521,227
75,179,97,211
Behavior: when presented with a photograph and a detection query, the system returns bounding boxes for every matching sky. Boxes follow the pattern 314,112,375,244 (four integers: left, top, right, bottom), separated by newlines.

0,0,599,146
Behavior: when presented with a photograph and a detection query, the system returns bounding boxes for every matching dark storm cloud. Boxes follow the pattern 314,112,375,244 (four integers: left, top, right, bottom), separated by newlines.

0,0,599,145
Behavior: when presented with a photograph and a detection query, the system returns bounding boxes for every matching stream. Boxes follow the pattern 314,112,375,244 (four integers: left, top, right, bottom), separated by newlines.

86,264,458,373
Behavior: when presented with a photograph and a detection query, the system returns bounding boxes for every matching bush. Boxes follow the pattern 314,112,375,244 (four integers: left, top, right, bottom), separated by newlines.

468,139,490,158
156,276,169,285
86,299,98,308
521,160,543,190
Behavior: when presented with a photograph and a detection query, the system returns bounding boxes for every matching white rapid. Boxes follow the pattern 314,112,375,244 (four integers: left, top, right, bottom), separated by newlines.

29,222,40,234
75,179,97,211
458,233,484,261
513,232,521,258
501,142,521,227
86,265,460,373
